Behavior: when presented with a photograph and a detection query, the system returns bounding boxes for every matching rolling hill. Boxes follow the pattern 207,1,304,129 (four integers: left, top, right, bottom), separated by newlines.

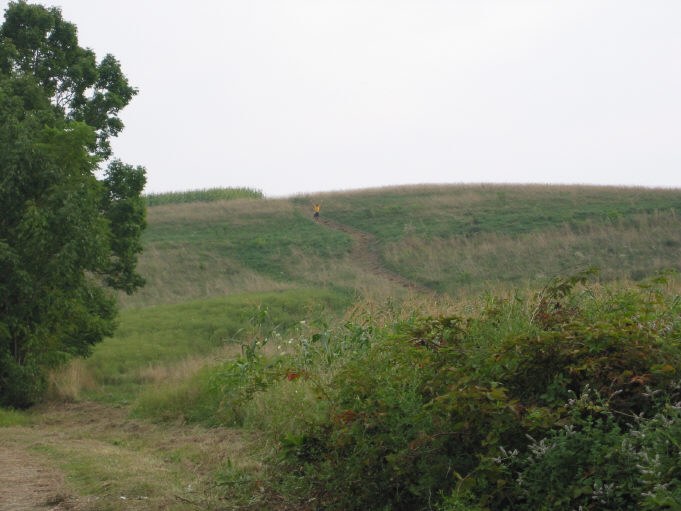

123,183,681,307
4,183,681,510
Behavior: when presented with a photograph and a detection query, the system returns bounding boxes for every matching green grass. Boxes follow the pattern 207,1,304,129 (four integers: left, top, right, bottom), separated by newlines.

144,187,263,206
19,183,681,510
87,288,351,403
144,210,351,280
122,184,681,309
131,364,223,424
120,202,354,307
302,184,681,241
0,407,29,426
294,185,681,294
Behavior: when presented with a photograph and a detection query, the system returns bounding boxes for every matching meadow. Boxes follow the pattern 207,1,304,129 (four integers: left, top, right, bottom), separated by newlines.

124,184,681,308
4,184,681,510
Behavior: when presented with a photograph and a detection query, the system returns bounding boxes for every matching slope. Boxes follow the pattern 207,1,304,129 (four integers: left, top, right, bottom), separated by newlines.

122,184,681,307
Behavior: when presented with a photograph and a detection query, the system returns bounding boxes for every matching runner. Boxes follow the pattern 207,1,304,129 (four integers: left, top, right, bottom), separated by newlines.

313,203,321,221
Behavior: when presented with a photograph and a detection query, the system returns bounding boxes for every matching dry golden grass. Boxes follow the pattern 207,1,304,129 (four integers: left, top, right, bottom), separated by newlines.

135,344,243,386
46,359,96,403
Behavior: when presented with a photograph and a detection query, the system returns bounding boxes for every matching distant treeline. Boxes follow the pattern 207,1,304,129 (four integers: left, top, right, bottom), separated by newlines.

145,187,263,206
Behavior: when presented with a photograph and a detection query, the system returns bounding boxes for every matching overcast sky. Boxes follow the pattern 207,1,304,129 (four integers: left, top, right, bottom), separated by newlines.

10,1,681,196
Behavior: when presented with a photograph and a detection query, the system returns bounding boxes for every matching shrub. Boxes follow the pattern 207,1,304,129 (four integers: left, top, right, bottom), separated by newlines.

633,403,681,510
275,276,681,510
494,390,641,510
0,355,46,408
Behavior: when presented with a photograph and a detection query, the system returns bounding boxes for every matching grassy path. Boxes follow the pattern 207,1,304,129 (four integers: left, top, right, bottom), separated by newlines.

315,215,434,294
0,441,70,510
1,402,265,510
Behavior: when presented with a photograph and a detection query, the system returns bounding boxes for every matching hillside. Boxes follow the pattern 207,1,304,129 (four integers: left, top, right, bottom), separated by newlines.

122,183,681,307
3,183,681,510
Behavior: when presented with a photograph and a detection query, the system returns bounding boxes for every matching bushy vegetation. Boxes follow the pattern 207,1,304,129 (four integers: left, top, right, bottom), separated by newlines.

146,273,681,510
145,187,263,206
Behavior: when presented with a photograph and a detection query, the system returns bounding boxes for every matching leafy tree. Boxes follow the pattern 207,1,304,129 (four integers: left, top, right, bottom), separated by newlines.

0,1,146,407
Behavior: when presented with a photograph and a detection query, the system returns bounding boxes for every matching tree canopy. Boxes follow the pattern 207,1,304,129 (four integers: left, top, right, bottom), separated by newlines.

0,1,146,407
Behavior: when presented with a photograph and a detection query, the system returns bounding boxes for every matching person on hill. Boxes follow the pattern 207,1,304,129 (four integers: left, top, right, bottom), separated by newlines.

313,203,321,221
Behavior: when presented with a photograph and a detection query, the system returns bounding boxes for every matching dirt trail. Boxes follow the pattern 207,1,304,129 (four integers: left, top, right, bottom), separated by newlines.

316,216,433,294
0,442,72,510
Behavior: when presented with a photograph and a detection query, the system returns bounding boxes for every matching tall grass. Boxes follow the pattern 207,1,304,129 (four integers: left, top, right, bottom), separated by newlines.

383,209,681,294
46,358,95,402
86,289,351,403
144,187,263,206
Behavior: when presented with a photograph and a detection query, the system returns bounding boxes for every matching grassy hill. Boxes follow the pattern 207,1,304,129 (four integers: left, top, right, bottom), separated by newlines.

123,183,681,307
5,183,681,510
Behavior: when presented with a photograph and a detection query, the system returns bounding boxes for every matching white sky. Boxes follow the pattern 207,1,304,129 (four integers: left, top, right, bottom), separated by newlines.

8,1,681,196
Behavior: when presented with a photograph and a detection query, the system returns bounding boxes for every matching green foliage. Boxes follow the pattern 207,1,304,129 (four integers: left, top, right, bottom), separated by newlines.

102,160,147,293
144,187,263,206
0,1,136,157
499,393,642,510
633,404,681,509
208,339,291,427
0,2,145,407
262,277,681,510
0,355,46,408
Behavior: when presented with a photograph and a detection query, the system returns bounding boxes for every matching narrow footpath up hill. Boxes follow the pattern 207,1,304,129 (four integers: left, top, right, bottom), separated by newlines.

315,215,432,294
